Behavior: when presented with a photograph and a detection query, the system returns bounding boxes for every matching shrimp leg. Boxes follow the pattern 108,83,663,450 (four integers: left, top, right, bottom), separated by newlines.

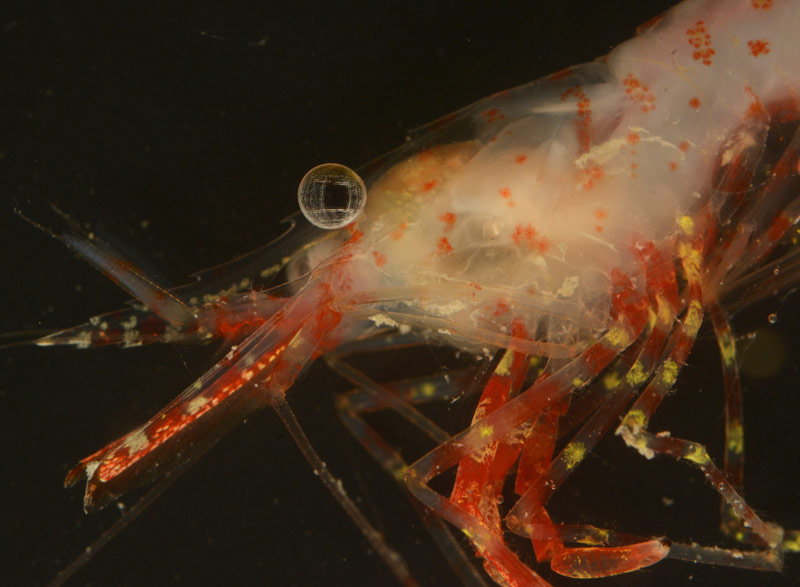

616,229,787,570
330,357,491,586
500,243,679,579
405,282,650,585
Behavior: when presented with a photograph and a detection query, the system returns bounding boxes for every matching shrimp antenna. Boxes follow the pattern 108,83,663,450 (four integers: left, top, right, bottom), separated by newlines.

14,203,196,326
0,329,60,349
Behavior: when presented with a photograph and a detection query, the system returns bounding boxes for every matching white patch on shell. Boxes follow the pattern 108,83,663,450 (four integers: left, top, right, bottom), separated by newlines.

120,315,138,330
556,275,580,298
74,331,93,349
186,395,209,415
84,459,100,480
368,313,399,328
122,428,149,454
122,329,142,347
425,300,466,316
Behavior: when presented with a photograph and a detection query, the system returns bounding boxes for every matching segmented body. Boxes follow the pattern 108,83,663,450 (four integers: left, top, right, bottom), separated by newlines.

7,0,800,585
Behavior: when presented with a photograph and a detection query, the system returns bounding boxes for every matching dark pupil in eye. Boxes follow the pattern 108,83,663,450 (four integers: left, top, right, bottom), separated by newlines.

322,180,351,211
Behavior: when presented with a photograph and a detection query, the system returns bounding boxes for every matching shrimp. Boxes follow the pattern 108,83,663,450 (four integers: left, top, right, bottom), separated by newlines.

4,1,800,585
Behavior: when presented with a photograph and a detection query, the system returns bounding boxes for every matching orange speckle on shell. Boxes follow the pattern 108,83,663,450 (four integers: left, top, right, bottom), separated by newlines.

536,237,550,254
512,223,538,248
747,39,770,56
436,237,454,256
372,251,387,267
390,222,408,240
438,212,456,231
686,21,715,66
481,108,505,123
499,186,514,206
581,164,605,190
493,300,510,316
422,179,438,192
344,228,364,245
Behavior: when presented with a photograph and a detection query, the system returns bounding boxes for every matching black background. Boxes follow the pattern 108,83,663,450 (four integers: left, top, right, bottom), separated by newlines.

3,1,799,586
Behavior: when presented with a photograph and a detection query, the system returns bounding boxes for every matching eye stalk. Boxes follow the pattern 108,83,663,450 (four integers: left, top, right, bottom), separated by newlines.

297,163,367,229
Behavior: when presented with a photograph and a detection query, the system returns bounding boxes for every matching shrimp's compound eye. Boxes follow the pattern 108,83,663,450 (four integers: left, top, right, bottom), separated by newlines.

297,163,366,229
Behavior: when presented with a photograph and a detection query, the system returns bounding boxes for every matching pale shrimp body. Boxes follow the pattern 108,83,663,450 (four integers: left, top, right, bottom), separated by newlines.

305,0,800,358
25,0,800,585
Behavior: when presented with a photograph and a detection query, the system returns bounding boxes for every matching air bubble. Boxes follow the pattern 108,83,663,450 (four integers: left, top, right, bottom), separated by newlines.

297,163,366,229
768,313,778,324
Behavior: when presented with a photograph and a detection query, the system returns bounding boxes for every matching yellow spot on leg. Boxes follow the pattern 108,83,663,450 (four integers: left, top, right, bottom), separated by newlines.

626,361,647,385
605,326,630,348
784,530,800,553
727,422,744,455
603,370,621,390
621,409,648,433
685,300,703,333
419,382,437,397
661,359,679,387
495,350,514,377
678,215,695,236
719,334,737,367
563,442,587,470
684,443,711,465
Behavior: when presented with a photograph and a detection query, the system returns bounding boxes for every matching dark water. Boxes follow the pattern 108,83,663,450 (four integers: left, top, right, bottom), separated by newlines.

3,1,799,585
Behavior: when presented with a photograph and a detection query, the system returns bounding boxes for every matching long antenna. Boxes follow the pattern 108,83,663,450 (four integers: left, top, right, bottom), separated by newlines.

49,463,187,586
270,393,418,586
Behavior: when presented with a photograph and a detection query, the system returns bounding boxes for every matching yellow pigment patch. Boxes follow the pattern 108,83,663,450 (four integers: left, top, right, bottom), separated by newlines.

479,424,494,439
391,462,407,482
623,409,647,431
784,530,800,553
719,334,737,367
605,326,630,348
495,350,515,377
656,295,674,325
647,307,658,329
681,247,703,282
603,370,621,390
626,361,647,386
684,444,711,465
572,377,585,388
420,382,437,397
678,215,695,236
685,300,703,333
661,359,679,387
563,442,586,470
727,422,744,455
580,527,610,546
570,570,593,579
